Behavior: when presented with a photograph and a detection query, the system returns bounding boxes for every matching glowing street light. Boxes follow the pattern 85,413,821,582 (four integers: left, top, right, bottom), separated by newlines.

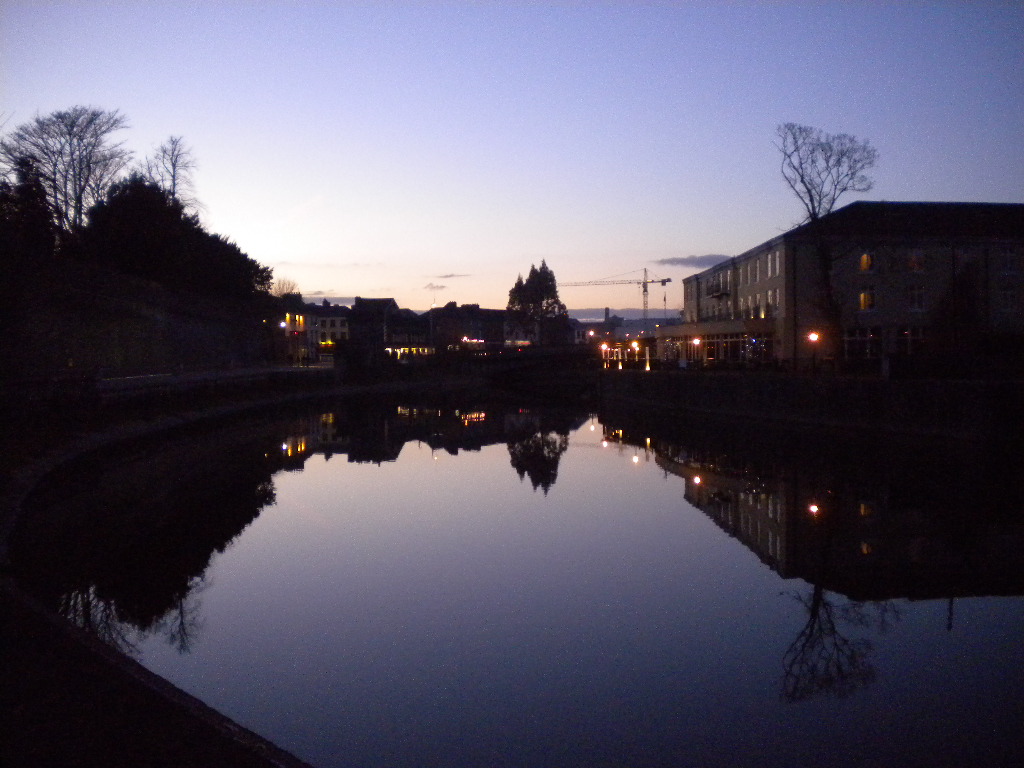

807,331,821,372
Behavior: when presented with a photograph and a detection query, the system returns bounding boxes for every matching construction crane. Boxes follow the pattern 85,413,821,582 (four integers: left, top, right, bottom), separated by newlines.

562,268,672,330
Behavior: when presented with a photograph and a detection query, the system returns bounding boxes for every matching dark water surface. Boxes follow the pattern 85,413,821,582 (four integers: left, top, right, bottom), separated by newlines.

13,399,1024,767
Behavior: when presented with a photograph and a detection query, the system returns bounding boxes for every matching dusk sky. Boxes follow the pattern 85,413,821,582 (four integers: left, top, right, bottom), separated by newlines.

3,1,1022,312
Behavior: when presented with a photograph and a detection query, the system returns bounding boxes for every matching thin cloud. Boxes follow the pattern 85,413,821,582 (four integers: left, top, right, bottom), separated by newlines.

305,291,357,304
424,282,447,292
654,254,731,269
433,273,470,279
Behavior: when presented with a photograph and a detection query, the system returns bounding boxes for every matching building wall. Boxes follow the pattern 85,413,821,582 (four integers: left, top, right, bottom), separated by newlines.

668,203,1024,370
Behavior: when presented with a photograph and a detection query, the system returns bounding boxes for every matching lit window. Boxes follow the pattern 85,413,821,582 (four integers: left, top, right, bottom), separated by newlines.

859,253,874,272
859,289,875,311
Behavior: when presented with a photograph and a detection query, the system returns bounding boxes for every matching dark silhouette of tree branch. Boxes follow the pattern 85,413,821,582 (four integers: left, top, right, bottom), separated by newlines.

137,135,201,213
0,106,131,231
776,123,878,223
781,584,878,702
59,586,142,657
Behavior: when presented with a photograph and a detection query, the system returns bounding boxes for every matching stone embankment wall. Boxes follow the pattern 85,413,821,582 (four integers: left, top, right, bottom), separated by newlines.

599,369,1021,441
2,262,272,386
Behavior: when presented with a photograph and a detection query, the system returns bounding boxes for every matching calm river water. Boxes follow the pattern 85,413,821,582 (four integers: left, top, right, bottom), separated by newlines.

13,397,1024,767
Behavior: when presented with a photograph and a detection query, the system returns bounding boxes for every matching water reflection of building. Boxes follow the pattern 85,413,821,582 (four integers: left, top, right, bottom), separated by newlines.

275,402,586,468
656,450,791,575
605,422,1024,603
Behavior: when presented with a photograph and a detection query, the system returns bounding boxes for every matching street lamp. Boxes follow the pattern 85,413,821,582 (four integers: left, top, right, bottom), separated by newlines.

807,331,821,372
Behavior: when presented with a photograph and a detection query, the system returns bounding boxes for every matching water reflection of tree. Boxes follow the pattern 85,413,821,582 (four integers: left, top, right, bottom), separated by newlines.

507,431,569,494
782,584,900,702
59,585,144,656
154,576,209,654
13,426,281,655
56,576,208,656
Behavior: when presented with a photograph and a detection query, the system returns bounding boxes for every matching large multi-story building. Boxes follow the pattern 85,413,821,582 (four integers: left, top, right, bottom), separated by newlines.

659,201,1024,371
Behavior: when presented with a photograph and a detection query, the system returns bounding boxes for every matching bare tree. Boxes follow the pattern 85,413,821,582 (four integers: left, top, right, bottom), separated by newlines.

0,106,132,231
138,135,200,212
776,122,878,222
271,276,299,297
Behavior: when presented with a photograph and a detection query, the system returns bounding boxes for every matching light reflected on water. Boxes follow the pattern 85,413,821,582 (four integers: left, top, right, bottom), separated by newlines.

12,399,1024,768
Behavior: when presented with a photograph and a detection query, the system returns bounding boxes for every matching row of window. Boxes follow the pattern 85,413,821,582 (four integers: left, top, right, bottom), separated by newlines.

844,326,926,358
857,248,1022,274
858,252,925,274
697,288,784,321
738,250,782,286
692,283,1016,318
858,284,1018,313
690,250,784,300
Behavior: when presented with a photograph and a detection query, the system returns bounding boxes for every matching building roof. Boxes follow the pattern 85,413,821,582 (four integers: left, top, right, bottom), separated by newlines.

791,200,1024,241
350,297,400,318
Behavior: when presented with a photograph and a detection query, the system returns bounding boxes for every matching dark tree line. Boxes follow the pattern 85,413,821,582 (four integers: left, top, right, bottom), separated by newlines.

67,173,272,302
1,107,273,309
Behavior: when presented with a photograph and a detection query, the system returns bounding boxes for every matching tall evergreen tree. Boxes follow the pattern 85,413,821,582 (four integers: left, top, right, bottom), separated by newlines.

506,260,566,322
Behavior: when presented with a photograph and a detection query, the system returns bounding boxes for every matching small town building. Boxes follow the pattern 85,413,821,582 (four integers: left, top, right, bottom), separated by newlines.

425,302,506,353
658,201,1024,373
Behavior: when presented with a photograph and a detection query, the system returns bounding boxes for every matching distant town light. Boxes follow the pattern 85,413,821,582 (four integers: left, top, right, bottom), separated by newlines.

807,331,820,343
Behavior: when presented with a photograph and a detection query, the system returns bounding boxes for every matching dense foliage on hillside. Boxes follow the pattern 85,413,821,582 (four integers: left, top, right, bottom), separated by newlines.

1,109,279,381
65,174,273,303
1,106,274,309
